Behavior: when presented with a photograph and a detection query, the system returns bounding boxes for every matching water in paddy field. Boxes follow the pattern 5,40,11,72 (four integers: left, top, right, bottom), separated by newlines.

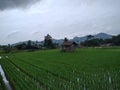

0,65,12,90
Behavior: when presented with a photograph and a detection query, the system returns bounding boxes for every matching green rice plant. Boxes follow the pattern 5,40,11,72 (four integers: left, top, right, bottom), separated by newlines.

0,48,120,90
0,74,7,90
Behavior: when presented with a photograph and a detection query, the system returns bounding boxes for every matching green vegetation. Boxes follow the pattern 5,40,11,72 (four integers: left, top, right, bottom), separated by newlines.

81,34,120,47
0,48,120,90
0,74,7,90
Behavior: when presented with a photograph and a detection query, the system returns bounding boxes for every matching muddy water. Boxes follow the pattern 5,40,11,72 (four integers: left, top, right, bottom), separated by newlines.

0,65,12,90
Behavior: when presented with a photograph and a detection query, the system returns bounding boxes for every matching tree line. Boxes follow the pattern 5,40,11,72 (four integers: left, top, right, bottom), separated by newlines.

80,34,120,47
0,34,120,53
0,34,58,53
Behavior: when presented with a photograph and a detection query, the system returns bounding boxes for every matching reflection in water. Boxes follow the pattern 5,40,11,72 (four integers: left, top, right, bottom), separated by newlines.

0,65,12,90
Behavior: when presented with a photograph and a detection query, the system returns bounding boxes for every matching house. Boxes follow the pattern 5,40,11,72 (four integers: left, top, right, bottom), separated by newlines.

61,40,76,52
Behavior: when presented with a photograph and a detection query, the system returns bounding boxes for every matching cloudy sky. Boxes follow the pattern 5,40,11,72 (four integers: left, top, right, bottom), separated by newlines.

0,0,120,45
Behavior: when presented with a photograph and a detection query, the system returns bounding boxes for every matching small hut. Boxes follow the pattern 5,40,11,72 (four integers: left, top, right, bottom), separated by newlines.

61,38,76,52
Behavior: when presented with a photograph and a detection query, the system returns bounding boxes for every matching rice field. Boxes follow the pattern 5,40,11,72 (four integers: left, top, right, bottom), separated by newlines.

0,48,120,90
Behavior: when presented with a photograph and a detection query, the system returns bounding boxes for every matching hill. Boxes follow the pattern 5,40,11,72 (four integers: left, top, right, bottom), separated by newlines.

54,33,112,44
12,33,112,46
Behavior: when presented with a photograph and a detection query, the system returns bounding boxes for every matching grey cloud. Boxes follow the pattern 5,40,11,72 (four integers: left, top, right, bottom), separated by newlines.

31,31,41,35
0,0,41,10
7,30,19,38
0,0,120,45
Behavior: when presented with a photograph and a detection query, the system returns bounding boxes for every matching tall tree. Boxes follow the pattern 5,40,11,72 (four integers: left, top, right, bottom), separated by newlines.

44,34,53,49
27,40,32,49
112,34,120,46
64,37,68,42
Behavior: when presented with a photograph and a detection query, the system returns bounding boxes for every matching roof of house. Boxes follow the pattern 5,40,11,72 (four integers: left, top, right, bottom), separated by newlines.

62,41,73,46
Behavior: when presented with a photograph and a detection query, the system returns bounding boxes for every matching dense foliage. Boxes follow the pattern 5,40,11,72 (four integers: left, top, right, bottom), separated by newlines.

81,34,120,47
44,34,57,49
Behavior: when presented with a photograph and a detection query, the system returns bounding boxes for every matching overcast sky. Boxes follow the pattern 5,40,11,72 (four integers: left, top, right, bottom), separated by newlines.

0,0,120,45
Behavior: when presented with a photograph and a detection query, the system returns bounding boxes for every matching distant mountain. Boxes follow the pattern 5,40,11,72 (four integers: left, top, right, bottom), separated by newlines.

93,33,112,39
53,33,113,44
12,40,44,46
52,39,64,45
72,36,87,44
12,33,113,46
73,33,112,44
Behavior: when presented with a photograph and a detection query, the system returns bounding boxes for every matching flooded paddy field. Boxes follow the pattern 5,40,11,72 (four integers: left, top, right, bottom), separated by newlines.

0,48,120,90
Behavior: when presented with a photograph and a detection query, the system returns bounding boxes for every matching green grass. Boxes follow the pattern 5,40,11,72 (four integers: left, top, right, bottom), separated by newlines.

0,48,120,90
0,74,7,90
